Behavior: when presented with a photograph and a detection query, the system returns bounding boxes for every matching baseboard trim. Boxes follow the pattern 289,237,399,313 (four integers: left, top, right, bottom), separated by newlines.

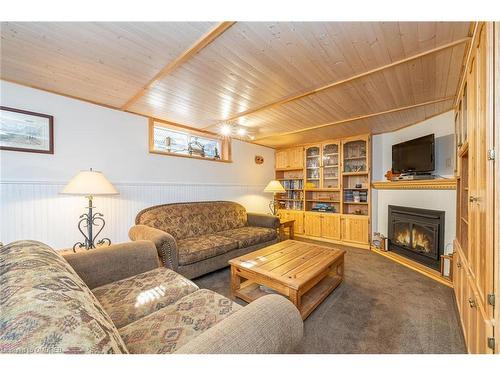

295,234,370,250
370,247,453,288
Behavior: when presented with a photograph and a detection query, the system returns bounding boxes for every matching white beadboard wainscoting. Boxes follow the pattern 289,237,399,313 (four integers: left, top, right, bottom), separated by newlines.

0,181,270,249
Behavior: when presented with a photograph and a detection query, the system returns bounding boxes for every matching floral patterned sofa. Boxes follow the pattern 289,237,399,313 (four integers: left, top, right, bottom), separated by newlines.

129,201,280,279
0,240,303,354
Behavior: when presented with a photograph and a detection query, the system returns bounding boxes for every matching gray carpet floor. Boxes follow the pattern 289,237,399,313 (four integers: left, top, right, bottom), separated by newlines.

193,238,466,354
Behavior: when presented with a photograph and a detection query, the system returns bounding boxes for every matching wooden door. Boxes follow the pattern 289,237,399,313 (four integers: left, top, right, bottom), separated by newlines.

472,23,494,317
341,215,369,244
288,210,304,234
321,142,340,189
305,145,321,189
275,150,288,169
288,147,304,169
304,212,322,237
321,214,341,240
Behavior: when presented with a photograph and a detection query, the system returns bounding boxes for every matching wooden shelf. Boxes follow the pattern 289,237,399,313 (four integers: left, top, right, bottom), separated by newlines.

343,171,369,176
371,178,457,190
306,200,340,203
305,188,340,192
344,156,366,160
276,167,304,171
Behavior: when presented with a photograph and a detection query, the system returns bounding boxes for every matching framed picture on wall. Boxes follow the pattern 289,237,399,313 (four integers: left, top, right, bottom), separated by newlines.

0,106,54,154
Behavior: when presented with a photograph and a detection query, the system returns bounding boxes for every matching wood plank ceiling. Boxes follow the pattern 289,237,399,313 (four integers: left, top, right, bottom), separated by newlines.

0,22,472,148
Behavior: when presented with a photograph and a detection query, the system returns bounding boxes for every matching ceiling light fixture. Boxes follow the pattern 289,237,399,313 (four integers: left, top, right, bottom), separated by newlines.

220,123,232,136
217,121,254,141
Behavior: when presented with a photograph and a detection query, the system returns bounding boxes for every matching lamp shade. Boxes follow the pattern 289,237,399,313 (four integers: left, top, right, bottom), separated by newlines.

61,169,118,196
263,180,286,193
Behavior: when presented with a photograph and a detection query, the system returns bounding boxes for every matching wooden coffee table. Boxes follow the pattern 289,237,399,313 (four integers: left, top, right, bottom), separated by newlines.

229,240,345,319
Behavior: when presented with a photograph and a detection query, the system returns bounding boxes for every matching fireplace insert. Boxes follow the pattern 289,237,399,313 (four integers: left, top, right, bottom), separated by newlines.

388,205,445,270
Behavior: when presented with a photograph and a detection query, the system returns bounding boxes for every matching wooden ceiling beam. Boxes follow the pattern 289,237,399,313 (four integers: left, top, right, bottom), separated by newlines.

209,36,470,128
121,21,235,111
255,96,455,140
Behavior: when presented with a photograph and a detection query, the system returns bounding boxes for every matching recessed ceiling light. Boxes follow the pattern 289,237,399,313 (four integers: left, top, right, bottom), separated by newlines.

220,124,232,136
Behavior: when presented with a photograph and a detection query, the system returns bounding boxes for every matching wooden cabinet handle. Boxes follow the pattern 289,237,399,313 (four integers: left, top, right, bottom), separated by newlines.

469,196,478,202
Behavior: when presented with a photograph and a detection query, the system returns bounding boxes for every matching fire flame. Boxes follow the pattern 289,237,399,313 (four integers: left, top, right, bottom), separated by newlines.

394,227,432,253
395,228,411,247
412,228,432,253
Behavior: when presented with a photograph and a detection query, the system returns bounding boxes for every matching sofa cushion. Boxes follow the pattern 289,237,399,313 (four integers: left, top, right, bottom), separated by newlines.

0,241,128,354
92,268,198,329
217,226,277,248
177,234,238,266
135,201,248,240
118,289,241,354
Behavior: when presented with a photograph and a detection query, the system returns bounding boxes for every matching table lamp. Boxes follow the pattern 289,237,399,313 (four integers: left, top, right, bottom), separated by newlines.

61,168,119,251
264,180,286,215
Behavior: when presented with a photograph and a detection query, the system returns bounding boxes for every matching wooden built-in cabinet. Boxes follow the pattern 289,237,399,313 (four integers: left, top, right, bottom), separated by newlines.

278,209,304,234
453,22,497,354
276,147,304,170
341,215,369,245
303,212,341,240
276,134,371,249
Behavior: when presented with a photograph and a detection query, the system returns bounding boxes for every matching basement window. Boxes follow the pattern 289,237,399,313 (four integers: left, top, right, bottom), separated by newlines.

149,119,231,162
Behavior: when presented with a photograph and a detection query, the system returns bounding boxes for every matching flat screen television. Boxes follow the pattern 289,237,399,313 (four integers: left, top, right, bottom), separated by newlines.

392,134,435,174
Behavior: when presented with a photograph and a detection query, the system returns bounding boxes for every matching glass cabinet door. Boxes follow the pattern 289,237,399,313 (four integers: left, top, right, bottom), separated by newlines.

305,146,321,189
322,142,339,189
343,140,367,173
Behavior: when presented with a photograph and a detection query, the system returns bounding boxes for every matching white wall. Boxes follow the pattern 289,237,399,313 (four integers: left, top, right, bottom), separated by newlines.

0,81,275,248
371,111,456,255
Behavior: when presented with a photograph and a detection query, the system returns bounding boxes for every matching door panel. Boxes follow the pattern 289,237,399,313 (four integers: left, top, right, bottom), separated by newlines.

341,215,369,244
276,150,288,169
304,212,322,237
321,214,341,240
289,211,304,234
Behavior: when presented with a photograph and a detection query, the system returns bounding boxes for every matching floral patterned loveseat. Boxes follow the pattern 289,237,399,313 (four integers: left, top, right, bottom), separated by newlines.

129,201,279,279
0,240,303,354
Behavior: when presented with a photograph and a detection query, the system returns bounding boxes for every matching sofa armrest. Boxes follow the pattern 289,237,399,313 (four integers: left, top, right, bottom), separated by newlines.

63,241,160,289
247,212,280,229
175,294,303,354
129,224,179,270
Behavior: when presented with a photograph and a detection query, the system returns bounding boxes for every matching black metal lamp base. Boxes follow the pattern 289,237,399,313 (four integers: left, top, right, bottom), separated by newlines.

73,196,111,252
269,195,279,216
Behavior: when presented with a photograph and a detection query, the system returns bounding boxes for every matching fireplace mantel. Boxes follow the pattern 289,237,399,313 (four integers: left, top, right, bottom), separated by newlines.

372,178,456,190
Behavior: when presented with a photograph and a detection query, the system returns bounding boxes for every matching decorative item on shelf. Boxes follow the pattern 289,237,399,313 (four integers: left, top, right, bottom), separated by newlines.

264,180,286,215
440,243,454,280
372,233,387,251
355,183,362,188
312,203,333,212
305,182,316,189
255,155,264,164
61,168,119,252
384,169,400,181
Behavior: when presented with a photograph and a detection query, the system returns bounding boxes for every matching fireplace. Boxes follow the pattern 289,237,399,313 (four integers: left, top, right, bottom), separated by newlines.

388,205,445,270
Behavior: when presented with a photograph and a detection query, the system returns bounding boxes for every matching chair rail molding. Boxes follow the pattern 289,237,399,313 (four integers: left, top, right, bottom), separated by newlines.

0,180,269,249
